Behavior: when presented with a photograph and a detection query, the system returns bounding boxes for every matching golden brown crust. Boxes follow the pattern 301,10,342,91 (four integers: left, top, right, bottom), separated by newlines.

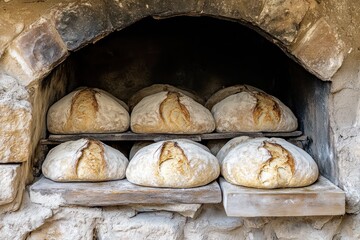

75,140,107,180
253,92,281,127
65,88,99,132
258,141,295,186
159,92,191,129
158,141,191,176
128,84,204,110
131,91,215,134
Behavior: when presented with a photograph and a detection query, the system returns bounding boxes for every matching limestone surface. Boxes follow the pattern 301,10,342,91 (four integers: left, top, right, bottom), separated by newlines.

0,164,21,205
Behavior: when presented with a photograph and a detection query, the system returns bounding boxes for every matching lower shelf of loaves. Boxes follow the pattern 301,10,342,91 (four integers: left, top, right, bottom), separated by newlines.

29,175,345,217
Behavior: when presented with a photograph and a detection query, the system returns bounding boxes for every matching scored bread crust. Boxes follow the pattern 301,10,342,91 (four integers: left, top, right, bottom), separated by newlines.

221,137,319,189
131,91,215,134
208,85,298,132
42,138,129,182
128,84,205,110
126,140,220,188
47,87,130,134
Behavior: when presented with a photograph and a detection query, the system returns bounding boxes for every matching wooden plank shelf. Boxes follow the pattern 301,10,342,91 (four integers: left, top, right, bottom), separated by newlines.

220,176,345,217
29,177,222,206
40,131,303,145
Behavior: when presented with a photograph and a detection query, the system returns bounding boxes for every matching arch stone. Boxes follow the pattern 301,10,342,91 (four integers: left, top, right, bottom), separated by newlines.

0,0,346,86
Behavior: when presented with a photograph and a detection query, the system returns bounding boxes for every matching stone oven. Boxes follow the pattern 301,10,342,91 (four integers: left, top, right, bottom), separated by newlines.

0,0,359,239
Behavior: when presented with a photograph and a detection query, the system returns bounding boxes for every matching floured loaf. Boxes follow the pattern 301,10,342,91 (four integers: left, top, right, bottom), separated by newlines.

47,87,130,134
129,142,152,160
128,84,204,110
126,139,220,188
216,136,251,164
42,138,129,182
131,91,215,134
221,137,319,188
207,85,298,132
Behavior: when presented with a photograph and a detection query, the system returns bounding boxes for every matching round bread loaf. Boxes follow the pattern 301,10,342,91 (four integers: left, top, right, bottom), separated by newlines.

47,87,130,134
42,139,129,182
131,91,215,134
221,137,319,188
216,136,251,163
128,84,205,110
207,85,298,132
126,139,220,188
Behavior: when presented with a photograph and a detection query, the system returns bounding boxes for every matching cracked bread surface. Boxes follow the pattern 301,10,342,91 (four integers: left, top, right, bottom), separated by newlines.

42,138,129,182
208,85,298,132
221,137,319,188
47,87,130,134
128,84,204,110
126,139,220,188
131,91,215,134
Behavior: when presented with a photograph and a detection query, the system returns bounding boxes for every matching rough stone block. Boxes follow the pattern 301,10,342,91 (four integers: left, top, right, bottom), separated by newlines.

202,0,265,23
184,204,245,240
0,192,53,240
333,88,360,129
336,134,360,213
270,216,343,240
0,74,32,163
54,1,112,51
8,18,68,83
27,207,100,240
257,0,309,44
0,104,31,163
293,18,345,80
98,211,186,240
0,164,21,205
106,0,200,30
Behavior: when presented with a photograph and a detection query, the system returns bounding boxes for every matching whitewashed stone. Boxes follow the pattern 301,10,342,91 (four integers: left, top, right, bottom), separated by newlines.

334,214,360,239
332,88,360,129
335,134,360,213
270,216,342,240
27,207,101,240
130,203,202,218
184,204,245,240
0,164,21,205
0,192,53,240
98,211,186,240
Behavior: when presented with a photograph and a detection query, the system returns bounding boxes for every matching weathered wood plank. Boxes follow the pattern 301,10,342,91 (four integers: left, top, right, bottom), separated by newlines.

41,131,303,145
29,177,222,206
200,131,303,140
220,176,345,217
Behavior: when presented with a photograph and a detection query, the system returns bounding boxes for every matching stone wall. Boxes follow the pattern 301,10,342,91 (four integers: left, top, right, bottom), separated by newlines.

0,0,359,239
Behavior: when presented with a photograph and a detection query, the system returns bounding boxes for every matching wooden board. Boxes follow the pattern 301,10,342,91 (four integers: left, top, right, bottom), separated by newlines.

220,176,345,217
41,131,303,144
29,177,222,206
